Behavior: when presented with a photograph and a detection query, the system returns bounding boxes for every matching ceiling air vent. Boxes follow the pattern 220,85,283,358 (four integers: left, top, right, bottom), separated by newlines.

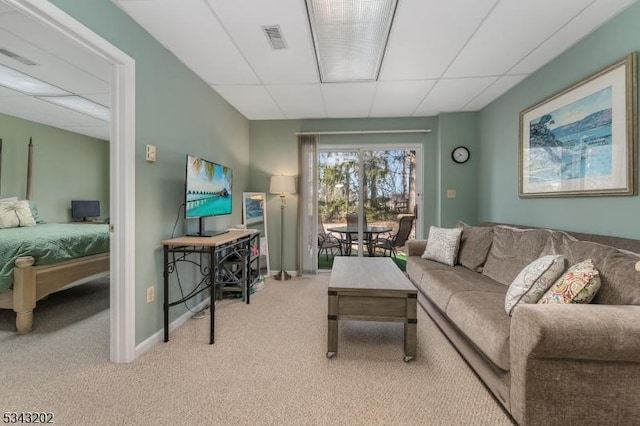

262,25,287,50
0,48,37,66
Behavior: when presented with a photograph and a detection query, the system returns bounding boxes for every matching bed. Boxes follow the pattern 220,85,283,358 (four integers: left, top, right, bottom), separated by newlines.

0,139,110,333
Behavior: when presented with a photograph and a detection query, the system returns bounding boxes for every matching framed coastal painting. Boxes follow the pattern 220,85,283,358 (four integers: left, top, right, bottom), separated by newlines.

242,192,266,225
519,53,637,197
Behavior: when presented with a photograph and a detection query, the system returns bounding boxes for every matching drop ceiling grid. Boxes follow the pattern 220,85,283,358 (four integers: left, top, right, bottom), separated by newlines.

444,0,599,79
379,0,498,81
115,0,260,85
369,80,436,117
0,96,109,128
0,12,111,84
321,82,377,118
266,84,326,119
414,77,498,116
509,0,637,75
205,0,319,85
462,74,528,112
212,84,285,120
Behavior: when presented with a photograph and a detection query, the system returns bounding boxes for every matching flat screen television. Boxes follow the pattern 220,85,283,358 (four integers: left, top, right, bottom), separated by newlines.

185,154,232,236
71,200,100,221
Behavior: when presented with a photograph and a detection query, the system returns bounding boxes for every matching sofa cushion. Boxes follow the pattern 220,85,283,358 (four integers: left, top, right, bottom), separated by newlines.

542,232,640,305
538,259,601,304
456,223,494,272
418,267,506,312
446,290,512,371
482,226,550,286
421,226,463,266
504,255,566,316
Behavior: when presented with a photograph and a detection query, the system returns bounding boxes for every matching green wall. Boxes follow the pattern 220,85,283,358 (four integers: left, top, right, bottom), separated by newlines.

478,3,640,239
249,115,479,271
49,0,250,344
0,112,109,222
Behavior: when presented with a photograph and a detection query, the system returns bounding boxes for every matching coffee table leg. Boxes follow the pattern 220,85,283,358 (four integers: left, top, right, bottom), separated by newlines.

327,290,338,358
404,294,418,362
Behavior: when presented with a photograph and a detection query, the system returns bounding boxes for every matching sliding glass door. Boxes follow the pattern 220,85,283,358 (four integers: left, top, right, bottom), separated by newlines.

317,145,422,268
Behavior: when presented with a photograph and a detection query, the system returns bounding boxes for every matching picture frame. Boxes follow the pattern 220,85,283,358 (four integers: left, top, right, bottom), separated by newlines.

242,192,266,224
519,53,637,197
242,192,270,276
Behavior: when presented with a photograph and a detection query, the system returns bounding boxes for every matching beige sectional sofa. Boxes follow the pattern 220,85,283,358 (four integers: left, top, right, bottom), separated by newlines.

405,223,640,425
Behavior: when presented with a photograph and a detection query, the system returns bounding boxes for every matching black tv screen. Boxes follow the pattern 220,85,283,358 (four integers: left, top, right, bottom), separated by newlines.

71,200,100,221
185,154,232,219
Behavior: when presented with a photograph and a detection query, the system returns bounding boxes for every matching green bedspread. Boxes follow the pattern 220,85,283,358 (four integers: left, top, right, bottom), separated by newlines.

0,223,110,292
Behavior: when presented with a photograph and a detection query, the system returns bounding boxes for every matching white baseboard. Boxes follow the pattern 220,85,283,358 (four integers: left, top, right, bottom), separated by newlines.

134,297,210,358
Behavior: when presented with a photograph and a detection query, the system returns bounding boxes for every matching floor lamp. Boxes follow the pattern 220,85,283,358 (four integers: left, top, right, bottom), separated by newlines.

270,175,296,281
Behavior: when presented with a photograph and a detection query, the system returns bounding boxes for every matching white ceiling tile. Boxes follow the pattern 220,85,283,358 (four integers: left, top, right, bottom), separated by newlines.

0,85,23,96
414,77,498,116
115,0,259,85
369,80,436,117
206,0,319,85
380,0,497,80
0,4,15,14
212,85,285,120
462,75,528,111
0,13,111,83
266,84,325,119
510,0,637,75
0,27,110,95
321,82,377,118
78,92,111,108
445,0,598,78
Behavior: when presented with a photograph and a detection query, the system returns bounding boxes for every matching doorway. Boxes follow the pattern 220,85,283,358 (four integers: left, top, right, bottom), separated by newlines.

5,0,136,363
317,144,422,269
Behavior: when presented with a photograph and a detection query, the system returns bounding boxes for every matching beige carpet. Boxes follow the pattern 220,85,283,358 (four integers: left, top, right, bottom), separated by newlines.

1,275,513,425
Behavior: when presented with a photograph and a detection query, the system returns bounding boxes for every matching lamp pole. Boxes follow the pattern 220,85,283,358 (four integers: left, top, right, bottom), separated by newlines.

275,194,291,280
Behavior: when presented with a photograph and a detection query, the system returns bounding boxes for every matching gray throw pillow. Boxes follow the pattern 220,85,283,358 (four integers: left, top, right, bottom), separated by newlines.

456,222,494,272
421,226,463,266
504,255,566,316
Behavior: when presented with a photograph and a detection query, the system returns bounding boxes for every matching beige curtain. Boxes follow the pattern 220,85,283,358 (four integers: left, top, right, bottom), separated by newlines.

297,134,319,275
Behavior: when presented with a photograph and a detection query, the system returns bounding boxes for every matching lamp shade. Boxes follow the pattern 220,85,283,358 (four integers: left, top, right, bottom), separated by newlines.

270,175,296,195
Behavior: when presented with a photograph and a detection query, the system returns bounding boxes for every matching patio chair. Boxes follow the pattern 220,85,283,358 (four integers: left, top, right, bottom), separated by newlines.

374,214,414,258
318,217,342,260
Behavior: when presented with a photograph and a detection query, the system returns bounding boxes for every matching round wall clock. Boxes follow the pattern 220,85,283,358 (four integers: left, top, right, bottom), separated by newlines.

451,146,470,164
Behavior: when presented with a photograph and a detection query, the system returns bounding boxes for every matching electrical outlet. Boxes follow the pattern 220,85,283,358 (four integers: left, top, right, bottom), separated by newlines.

446,189,457,198
146,286,154,303
145,144,157,162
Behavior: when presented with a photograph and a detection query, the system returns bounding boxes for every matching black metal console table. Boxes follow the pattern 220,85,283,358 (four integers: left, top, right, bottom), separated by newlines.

162,230,259,344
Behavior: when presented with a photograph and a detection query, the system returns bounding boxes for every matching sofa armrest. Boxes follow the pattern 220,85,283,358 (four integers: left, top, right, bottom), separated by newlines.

510,304,640,425
511,304,640,362
405,240,427,257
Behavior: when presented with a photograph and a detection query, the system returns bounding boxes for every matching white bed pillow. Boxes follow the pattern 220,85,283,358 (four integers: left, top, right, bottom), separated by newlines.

0,199,36,228
421,226,463,266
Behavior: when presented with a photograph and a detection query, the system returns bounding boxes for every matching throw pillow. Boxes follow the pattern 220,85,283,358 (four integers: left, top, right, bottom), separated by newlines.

0,200,36,228
28,200,46,224
455,221,494,272
538,259,601,304
421,226,463,266
504,255,566,316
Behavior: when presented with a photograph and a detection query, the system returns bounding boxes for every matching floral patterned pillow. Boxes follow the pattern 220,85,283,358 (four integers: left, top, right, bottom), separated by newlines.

505,255,566,316
537,259,601,304
421,226,463,266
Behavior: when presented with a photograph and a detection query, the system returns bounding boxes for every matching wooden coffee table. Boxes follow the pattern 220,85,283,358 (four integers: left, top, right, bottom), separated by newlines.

327,257,418,362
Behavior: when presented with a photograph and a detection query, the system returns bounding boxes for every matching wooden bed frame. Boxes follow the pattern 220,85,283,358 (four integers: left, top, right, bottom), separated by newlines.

0,139,110,333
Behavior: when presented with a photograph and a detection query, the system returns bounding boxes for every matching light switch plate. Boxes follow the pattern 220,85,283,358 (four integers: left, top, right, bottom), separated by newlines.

145,144,157,162
446,189,456,198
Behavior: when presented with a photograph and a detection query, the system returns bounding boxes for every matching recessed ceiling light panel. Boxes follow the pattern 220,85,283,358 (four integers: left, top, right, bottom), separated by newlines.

305,0,398,82
37,95,111,122
0,63,69,95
